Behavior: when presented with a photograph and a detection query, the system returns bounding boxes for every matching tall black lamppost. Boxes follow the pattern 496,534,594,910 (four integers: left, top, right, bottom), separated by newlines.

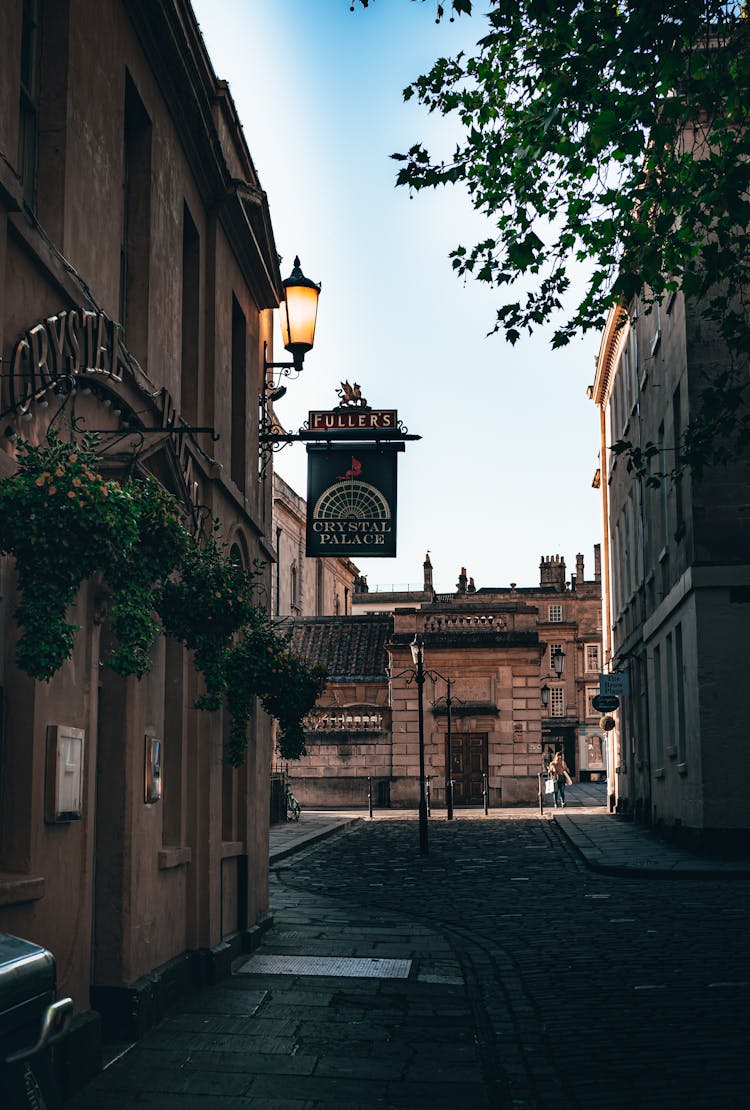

410,635,429,855
431,675,455,820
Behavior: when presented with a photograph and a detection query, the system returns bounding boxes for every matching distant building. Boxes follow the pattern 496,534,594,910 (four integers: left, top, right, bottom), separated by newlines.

290,550,603,808
592,292,750,844
273,472,359,618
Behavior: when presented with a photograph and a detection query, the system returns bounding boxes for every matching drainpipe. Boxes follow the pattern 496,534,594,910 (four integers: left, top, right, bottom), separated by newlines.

275,526,282,616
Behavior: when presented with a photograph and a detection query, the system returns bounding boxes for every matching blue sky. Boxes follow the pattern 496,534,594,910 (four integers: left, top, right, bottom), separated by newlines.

193,0,603,594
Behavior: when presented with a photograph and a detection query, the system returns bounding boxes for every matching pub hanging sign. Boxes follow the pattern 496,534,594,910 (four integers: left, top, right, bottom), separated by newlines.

306,445,398,558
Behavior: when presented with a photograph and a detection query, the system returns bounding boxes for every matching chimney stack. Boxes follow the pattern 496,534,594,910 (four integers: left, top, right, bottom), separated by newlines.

539,554,566,591
576,553,585,584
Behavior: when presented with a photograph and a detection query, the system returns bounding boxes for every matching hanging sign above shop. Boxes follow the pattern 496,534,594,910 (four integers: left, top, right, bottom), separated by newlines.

306,445,398,558
599,672,629,697
308,409,398,433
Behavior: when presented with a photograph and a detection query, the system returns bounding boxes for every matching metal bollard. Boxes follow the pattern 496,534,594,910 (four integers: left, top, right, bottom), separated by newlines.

426,776,431,816
482,772,489,815
538,771,545,815
367,776,373,819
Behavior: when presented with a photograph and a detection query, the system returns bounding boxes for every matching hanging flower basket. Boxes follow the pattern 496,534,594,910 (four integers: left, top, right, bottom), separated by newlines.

599,714,617,732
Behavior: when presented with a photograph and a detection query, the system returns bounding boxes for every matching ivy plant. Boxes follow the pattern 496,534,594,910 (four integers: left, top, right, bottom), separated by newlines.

0,435,327,766
0,432,138,679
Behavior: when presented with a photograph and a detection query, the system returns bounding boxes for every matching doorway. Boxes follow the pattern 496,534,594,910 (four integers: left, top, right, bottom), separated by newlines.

449,732,488,806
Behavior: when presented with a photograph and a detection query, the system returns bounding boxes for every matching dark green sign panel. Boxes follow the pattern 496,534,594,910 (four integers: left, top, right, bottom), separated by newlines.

306,446,398,558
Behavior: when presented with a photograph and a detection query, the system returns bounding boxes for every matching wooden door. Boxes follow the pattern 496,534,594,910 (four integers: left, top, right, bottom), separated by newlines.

449,733,487,806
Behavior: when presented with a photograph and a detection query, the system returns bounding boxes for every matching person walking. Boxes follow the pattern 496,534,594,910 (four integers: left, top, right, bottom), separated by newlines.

548,750,571,808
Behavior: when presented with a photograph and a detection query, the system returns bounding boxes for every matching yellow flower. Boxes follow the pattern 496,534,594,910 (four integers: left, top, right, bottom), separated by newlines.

72,478,81,487
35,476,46,487
68,454,78,463
67,491,76,499
55,467,64,477
49,486,57,495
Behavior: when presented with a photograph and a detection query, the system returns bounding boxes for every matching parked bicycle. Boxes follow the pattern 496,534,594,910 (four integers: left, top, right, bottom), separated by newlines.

286,784,301,821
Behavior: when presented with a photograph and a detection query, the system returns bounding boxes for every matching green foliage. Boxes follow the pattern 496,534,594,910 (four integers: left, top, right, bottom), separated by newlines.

354,0,750,476
157,521,262,709
106,478,190,677
224,614,327,767
0,435,326,767
0,432,138,679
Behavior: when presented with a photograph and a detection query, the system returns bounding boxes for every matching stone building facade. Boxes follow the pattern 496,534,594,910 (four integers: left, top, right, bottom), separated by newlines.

592,292,750,844
291,550,603,808
0,0,285,1089
273,472,360,619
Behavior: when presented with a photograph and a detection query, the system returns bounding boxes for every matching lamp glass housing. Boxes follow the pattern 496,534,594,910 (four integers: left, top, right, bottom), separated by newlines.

541,683,550,707
410,637,422,668
552,647,565,677
280,257,320,360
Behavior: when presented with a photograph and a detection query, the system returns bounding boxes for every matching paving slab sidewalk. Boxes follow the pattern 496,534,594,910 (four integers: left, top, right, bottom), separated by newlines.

553,810,750,877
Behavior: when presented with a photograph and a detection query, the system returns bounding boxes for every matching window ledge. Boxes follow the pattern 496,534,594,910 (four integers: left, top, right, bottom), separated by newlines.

677,763,688,776
0,873,45,906
221,840,244,860
158,846,192,870
666,745,678,759
654,767,665,779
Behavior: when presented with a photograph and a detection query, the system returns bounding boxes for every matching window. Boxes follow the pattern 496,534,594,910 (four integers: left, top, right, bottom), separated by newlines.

585,686,599,717
623,499,633,599
673,384,683,533
181,205,200,425
622,347,632,418
666,632,676,749
548,605,563,623
630,317,640,380
231,295,246,491
585,644,601,672
658,421,669,551
120,74,152,364
550,686,565,717
675,623,686,762
18,0,42,208
652,645,664,768
651,299,662,355
290,562,298,609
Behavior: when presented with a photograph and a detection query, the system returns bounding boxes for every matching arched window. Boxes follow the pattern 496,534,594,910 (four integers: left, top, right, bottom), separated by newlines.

290,562,298,610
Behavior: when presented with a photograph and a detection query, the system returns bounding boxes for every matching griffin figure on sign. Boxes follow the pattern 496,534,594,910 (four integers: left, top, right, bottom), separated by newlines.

336,380,367,408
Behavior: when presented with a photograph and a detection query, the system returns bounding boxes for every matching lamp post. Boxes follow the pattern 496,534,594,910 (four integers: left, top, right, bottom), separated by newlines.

429,673,456,820
444,677,454,820
410,635,429,855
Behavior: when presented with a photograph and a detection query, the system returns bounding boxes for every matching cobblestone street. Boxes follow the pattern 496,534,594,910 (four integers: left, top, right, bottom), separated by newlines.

68,807,750,1109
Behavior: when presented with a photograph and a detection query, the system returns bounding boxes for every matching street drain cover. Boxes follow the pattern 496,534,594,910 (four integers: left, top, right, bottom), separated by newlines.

235,954,412,979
